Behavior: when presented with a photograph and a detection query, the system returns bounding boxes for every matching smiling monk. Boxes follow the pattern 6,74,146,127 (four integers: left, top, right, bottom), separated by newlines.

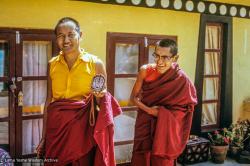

36,17,121,166
130,39,197,166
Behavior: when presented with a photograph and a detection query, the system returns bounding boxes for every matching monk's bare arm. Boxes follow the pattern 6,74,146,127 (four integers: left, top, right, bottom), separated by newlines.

93,58,107,98
130,66,156,115
95,58,107,85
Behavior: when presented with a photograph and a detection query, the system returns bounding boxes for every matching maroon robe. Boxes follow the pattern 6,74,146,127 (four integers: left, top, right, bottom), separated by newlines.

131,63,197,166
45,92,122,166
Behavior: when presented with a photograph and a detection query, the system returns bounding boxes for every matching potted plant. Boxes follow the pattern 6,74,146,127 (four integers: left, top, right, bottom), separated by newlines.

208,128,232,163
228,120,250,158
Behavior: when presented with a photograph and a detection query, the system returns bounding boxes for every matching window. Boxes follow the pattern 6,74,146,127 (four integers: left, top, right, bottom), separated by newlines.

0,28,57,158
106,32,176,164
201,23,223,129
193,14,232,134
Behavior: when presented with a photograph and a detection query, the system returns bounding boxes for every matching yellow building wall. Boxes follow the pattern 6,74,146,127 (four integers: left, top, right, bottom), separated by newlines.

0,0,199,81
2,0,250,122
208,0,250,6
205,0,250,122
233,18,250,121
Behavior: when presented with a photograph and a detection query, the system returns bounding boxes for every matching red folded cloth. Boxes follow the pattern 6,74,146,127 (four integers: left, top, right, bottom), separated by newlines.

45,92,122,166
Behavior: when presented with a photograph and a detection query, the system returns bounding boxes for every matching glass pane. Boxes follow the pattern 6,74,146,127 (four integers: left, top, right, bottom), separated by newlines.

202,78,219,100
115,43,138,74
114,78,136,106
115,144,133,164
205,25,221,49
204,52,220,75
148,45,155,63
23,41,52,76
0,41,9,77
0,87,9,118
201,103,218,126
0,122,9,151
22,119,43,155
22,80,47,115
114,111,137,142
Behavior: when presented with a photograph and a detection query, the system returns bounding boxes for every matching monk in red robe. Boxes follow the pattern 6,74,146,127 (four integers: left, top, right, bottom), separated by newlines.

44,93,121,166
36,17,122,166
130,39,197,166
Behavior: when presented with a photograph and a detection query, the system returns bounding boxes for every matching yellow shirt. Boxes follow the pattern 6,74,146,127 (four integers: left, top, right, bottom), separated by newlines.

49,50,97,101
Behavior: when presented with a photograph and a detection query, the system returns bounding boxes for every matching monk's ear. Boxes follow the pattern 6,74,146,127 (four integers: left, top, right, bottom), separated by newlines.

173,55,179,62
79,32,83,41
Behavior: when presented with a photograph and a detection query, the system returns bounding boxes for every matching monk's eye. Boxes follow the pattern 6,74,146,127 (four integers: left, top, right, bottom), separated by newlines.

68,33,76,39
56,34,65,39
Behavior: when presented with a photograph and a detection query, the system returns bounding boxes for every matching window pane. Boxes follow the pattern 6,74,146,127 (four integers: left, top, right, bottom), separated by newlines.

202,78,219,100
115,144,133,164
201,103,218,126
114,111,137,142
0,41,9,77
22,119,43,155
114,78,136,106
115,43,138,74
205,25,221,49
23,41,52,76
22,80,47,115
204,52,220,75
148,45,155,63
0,88,8,118
0,122,9,151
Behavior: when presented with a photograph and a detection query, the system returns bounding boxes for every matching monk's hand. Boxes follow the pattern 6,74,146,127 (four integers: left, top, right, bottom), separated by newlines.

92,89,107,98
36,139,45,158
148,106,159,117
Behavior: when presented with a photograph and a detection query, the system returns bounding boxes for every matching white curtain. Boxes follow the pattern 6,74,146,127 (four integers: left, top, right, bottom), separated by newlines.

202,26,221,126
115,43,138,74
22,41,51,155
114,112,137,164
114,78,136,107
113,43,139,163
114,43,138,106
205,25,221,49
23,41,50,76
202,103,217,125
148,45,155,64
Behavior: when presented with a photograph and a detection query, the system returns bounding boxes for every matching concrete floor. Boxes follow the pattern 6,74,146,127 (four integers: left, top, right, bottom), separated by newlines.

177,158,250,166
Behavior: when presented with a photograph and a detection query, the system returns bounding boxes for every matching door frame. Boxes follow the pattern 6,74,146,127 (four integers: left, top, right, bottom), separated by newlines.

0,32,16,157
0,28,57,158
192,14,232,135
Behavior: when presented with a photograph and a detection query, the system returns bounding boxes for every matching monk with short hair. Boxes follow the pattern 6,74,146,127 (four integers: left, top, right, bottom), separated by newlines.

36,17,121,166
130,39,197,166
